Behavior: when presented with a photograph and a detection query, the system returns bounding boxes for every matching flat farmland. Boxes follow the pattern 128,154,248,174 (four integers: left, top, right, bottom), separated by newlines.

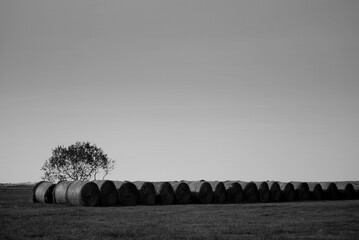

1,189,358,240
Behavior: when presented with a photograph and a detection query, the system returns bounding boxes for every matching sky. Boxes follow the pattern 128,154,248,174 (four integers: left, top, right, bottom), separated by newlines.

1,0,358,183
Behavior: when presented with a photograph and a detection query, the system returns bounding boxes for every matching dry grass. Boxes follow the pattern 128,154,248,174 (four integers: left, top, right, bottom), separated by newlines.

1,189,359,239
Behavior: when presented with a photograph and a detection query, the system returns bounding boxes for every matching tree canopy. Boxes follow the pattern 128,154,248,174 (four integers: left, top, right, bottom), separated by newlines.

41,141,115,182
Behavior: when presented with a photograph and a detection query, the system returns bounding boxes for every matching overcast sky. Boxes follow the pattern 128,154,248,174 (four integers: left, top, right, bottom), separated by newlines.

1,0,358,183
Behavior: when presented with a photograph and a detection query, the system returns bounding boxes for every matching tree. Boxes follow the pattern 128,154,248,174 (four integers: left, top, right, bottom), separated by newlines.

41,141,115,182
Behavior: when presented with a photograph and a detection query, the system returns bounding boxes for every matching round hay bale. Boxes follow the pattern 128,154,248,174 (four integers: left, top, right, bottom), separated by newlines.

348,182,359,199
133,181,155,205
335,182,355,200
66,181,100,206
113,181,138,206
293,182,310,201
241,182,259,203
33,181,55,203
342,183,355,200
53,180,73,204
268,181,281,202
322,182,340,200
170,181,192,204
224,181,242,203
351,182,359,199
92,180,118,206
279,182,296,201
255,182,270,202
208,181,226,204
32,181,45,202
153,182,175,205
187,181,213,204
308,183,324,201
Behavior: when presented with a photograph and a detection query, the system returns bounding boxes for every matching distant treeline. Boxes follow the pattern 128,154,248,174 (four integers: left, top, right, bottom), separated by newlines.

0,183,34,190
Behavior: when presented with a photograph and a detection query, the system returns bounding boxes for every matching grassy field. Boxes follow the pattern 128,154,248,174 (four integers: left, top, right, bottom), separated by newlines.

1,189,359,240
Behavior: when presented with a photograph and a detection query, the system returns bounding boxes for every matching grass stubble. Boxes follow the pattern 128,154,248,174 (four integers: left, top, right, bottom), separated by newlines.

0,189,358,240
